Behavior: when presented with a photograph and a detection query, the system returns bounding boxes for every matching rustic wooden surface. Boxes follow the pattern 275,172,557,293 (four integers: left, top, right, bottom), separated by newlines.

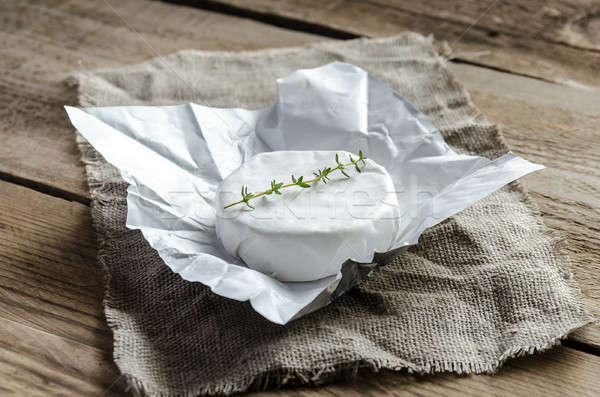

208,0,600,89
0,0,598,395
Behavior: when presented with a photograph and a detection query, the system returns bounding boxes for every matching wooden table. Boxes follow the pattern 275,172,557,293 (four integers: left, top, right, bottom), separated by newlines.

1,0,599,395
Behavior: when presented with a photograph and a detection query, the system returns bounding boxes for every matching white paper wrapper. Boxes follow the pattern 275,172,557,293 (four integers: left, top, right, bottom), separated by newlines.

65,62,544,324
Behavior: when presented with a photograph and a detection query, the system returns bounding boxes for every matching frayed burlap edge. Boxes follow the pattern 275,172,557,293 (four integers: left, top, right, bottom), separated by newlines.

70,33,595,396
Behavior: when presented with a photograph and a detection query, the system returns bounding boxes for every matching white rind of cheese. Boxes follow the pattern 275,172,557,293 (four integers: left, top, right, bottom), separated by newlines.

215,151,401,282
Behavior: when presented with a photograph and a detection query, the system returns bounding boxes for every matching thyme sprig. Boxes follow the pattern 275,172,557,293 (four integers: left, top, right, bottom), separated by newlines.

223,150,367,209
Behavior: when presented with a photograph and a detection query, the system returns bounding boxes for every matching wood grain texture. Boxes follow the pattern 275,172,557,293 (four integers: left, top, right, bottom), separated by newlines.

449,63,600,347
248,347,600,397
0,316,127,396
0,181,127,395
208,0,600,89
1,0,599,395
0,180,110,349
0,0,321,200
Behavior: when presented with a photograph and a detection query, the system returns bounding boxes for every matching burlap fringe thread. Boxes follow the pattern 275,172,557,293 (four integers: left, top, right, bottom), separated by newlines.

70,34,595,396
78,123,592,395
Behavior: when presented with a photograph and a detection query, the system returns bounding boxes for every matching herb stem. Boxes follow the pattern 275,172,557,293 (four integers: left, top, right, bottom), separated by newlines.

223,151,366,209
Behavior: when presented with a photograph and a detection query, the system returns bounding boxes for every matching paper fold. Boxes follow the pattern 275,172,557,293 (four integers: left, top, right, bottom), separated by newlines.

66,62,543,324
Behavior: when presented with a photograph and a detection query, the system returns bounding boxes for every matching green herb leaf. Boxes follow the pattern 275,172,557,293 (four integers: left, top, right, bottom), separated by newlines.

225,150,367,209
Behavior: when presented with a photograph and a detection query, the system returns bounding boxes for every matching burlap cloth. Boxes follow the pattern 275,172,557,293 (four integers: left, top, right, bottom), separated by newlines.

72,34,592,396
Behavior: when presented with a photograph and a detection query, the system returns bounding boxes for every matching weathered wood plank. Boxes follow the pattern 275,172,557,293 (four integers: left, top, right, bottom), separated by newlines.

0,0,321,200
248,347,600,397
208,0,600,90
449,63,600,347
0,179,112,350
0,317,126,396
342,0,600,51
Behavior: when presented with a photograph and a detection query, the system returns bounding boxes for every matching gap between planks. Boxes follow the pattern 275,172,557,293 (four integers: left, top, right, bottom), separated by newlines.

165,0,360,39
168,0,595,86
185,0,600,90
0,171,90,206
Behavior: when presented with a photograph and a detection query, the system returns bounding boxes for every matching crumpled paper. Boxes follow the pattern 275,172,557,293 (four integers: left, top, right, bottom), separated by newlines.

65,62,543,324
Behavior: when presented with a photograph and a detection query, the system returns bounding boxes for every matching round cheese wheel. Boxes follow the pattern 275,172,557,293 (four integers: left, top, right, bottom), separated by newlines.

215,151,401,282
